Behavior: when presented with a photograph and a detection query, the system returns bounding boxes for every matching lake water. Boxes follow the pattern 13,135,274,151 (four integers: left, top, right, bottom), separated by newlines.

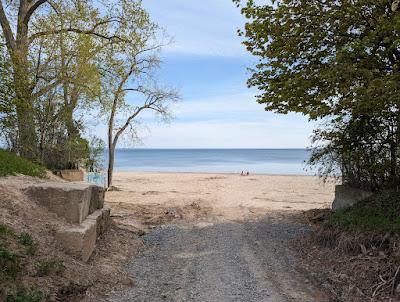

108,149,313,175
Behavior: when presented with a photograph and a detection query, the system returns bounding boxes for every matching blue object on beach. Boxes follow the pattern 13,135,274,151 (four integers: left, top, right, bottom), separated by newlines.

85,172,106,187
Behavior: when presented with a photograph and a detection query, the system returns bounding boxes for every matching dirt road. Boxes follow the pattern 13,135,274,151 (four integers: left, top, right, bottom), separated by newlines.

108,216,329,302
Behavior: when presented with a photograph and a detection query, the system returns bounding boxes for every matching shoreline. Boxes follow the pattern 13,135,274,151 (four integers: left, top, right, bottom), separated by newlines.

107,172,336,221
112,170,320,177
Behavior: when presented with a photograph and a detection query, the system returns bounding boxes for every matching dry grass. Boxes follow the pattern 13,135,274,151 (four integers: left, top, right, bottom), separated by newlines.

296,206,400,302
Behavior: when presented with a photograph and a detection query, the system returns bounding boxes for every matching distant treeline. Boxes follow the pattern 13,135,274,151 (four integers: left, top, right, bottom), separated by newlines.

236,0,400,191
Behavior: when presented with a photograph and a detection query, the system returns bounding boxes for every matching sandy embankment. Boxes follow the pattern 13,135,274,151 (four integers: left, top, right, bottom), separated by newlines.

106,172,336,223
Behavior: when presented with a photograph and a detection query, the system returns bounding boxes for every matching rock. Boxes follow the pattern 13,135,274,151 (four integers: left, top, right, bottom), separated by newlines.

165,208,180,219
332,185,373,211
393,0,400,12
108,186,122,192
114,219,148,236
310,211,328,222
25,182,93,224
55,218,97,262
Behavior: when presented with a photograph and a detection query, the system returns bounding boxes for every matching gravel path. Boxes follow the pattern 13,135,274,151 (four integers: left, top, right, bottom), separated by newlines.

108,217,329,302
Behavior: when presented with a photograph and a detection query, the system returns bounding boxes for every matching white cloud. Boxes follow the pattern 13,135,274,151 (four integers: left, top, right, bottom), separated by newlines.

91,92,315,148
139,119,314,148
143,0,248,57
87,1,314,149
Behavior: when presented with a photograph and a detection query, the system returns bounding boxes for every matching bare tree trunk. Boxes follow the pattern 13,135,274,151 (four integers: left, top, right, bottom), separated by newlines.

107,143,115,188
107,100,116,188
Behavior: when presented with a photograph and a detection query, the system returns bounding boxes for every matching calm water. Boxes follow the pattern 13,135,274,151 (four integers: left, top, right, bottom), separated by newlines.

107,149,313,175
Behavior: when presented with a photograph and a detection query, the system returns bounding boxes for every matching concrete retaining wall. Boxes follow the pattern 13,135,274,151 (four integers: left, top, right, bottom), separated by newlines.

60,170,84,182
25,182,110,262
332,184,373,211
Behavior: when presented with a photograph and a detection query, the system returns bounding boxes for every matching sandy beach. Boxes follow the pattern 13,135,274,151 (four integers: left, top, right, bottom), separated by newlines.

106,172,336,221
104,172,337,301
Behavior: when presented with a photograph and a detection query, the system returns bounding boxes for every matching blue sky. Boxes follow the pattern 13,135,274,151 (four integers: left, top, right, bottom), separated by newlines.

95,0,315,148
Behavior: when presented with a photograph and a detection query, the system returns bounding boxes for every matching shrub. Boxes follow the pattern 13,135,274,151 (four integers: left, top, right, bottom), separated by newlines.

329,191,400,233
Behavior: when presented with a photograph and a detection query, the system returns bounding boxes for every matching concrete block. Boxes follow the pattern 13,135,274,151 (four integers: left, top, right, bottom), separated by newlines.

55,219,97,262
332,185,373,211
25,182,93,224
89,186,105,214
101,207,111,234
60,170,84,182
87,208,111,238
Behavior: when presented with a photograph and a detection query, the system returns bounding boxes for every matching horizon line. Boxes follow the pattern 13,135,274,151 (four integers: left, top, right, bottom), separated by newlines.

113,147,310,150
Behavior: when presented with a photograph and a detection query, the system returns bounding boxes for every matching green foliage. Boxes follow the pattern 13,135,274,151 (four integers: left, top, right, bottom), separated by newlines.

40,135,90,171
235,0,400,119
6,288,43,302
236,0,400,191
0,224,16,237
35,260,65,277
17,233,37,256
85,136,105,172
0,249,21,280
330,191,400,233
0,150,46,178
0,225,43,301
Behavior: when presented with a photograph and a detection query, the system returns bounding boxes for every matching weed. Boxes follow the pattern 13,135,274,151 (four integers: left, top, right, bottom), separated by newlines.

17,233,37,256
6,288,43,302
0,224,16,238
0,249,21,280
36,260,65,277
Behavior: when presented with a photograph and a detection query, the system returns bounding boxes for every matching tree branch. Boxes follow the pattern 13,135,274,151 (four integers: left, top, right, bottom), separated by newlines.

31,79,61,99
24,0,48,24
0,1,16,50
113,105,149,145
29,21,129,44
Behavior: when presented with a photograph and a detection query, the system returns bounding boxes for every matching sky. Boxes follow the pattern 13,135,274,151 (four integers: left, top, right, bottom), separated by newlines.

94,0,315,149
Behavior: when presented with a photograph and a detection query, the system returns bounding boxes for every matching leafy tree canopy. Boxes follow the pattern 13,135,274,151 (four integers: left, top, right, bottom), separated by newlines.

234,0,400,121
